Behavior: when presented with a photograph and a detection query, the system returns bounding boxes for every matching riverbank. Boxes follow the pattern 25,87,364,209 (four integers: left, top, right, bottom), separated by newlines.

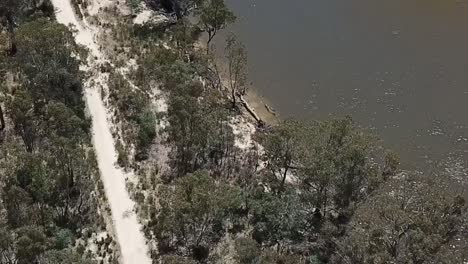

243,87,279,125
223,0,468,175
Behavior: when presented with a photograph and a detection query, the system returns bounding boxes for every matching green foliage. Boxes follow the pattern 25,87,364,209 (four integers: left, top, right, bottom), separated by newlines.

383,150,400,179
137,108,157,150
135,47,200,92
260,250,306,264
155,170,242,260
14,18,86,118
128,0,142,12
259,119,307,191
196,0,236,46
125,4,468,262
166,81,235,175
136,45,235,175
332,175,467,264
54,228,74,250
234,237,262,264
261,117,386,218
2,1,463,263
160,255,197,264
170,18,202,52
0,0,53,55
225,33,248,107
41,249,96,264
249,187,307,249
0,12,99,264
108,71,155,153
108,72,148,122
15,226,47,264
116,139,130,168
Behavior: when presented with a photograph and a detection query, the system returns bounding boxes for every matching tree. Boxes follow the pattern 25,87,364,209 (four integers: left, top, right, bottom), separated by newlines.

0,0,21,56
171,18,201,53
259,119,306,191
197,0,236,50
283,117,384,219
0,72,5,131
0,0,54,56
154,171,242,261
260,117,383,207
39,249,96,264
382,150,400,180
166,80,235,176
5,88,38,152
225,33,248,108
261,250,307,264
0,103,5,131
4,19,88,152
14,18,85,118
0,232,15,264
249,186,307,251
0,51,5,131
256,117,393,262
160,255,197,264
15,226,48,264
233,237,262,264
0,14,100,264
3,184,34,228
309,117,379,214
332,175,467,264
136,108,157,152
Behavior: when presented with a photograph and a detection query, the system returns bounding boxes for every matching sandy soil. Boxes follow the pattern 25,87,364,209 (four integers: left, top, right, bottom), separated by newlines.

50,0,152,263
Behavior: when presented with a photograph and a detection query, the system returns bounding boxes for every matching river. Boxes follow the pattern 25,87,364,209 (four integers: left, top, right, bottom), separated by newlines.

219,0,468,176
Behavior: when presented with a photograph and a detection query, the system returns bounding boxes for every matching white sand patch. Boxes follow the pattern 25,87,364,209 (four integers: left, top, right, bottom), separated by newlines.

153,88,168,113
230,116,256,150
86,231,109,253
134,9,153,25
133,7,170,25
50,1,152,263
122,58,138,74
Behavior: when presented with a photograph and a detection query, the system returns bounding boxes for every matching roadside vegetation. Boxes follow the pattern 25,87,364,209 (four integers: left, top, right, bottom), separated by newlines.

0,1,116,263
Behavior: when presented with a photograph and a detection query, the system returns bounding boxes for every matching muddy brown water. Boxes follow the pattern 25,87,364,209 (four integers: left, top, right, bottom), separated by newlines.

216,0,468,178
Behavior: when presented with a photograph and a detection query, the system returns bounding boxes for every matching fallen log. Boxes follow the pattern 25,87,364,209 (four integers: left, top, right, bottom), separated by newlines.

264,103,277,116
239,95,265,127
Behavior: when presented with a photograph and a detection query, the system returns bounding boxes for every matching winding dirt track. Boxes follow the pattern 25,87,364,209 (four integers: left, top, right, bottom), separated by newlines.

49,1,152,263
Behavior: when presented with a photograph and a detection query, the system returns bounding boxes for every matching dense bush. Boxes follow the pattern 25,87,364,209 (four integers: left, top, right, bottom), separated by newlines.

0,14,98,264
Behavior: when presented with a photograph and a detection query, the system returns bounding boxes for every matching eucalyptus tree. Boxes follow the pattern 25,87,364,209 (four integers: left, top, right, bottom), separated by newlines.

259,119,306,191
332,175,467,264
260,117,391,220
225,33,248,108
154,171,242,261
196,0,235,50
0,15,99,264
0,0,21,56
0,0,53,56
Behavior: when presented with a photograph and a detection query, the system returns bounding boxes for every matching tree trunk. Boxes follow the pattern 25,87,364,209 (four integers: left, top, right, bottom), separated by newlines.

322,188,328,219
280,166,289,191
206,31,215,54
6,13,17,56
21,126,34,153
231,88,237,109
0,105,5,131
239,95,264,127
